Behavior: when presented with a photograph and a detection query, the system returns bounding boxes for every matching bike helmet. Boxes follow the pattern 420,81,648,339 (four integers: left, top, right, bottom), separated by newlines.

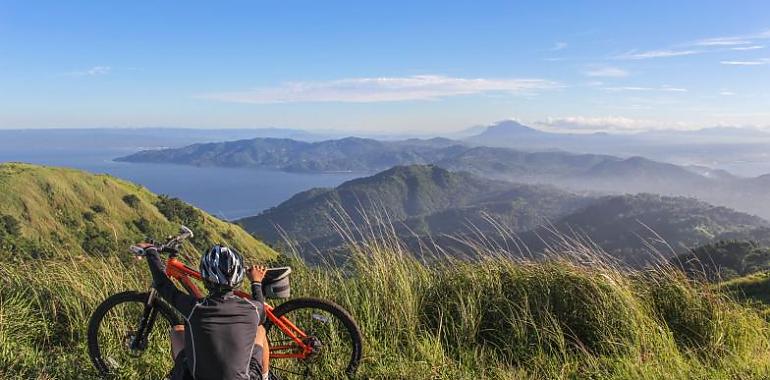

200,245,245,289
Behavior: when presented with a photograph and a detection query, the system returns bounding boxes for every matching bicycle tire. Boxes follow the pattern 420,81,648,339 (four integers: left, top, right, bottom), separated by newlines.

264,297,363,378
87,291,182,377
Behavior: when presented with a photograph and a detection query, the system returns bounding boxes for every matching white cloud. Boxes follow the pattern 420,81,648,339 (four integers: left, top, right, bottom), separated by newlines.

613,29,770,61
615,49,699,60
731,45,764,51
602,85,687,93
583,66,629,78
534,116,688,132
720,91,736,96
550,42,568,51
720,59,770,65
199,75,560,104
67,66,111,77
694,38,752,47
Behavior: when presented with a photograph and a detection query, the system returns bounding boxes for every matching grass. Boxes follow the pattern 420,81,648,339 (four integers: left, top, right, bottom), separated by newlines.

3,163,770,378
0,162,276,260
3,223,770,380
4,234,770,379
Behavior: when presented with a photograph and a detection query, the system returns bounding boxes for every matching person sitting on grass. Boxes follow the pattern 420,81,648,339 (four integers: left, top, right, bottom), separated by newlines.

140,243,272,380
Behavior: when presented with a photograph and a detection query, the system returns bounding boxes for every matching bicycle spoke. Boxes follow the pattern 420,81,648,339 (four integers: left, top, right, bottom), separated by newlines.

268,306,355,379
97,300,173,378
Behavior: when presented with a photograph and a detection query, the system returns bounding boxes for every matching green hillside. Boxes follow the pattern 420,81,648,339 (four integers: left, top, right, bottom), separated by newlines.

673,240,770,281
238,165,589,250
534,194,768,264
238,165,768,265
0,162,276,261
3,163,770,379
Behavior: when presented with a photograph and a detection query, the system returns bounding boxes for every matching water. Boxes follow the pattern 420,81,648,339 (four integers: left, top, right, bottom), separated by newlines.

0,146,358,220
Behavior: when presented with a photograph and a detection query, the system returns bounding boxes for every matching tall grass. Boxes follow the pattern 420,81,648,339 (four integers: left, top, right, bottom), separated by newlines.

3,228,770,379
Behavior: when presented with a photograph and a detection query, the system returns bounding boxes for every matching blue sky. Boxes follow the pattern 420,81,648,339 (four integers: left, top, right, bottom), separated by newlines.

1,1,769,133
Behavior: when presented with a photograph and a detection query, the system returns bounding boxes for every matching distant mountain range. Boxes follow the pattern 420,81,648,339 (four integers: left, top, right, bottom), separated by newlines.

465,121,770,177
467,120,770,148
117,132,770,219
117,137,462,172
237,165,768,264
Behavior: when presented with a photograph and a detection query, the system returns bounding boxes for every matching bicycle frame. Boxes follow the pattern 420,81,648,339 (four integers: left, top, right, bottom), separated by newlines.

163,256,313,360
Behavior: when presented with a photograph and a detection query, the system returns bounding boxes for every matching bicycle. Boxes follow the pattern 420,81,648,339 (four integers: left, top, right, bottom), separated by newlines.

87,226,363,379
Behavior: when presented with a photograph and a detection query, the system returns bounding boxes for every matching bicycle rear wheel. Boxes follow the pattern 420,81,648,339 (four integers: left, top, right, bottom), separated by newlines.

264,297,362,379
87,291,181,379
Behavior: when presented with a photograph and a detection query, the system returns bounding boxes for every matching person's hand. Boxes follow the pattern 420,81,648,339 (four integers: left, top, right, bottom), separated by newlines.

247,265,267,283
132,242,155,260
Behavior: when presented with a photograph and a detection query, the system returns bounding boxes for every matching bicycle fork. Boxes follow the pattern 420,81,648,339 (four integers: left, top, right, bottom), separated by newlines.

129,288,160,352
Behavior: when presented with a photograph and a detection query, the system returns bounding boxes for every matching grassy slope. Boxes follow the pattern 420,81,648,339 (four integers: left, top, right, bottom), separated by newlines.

239,164,587,246
0,162,275,260
0,163,276,379
3,163,770,379
4,237,770,379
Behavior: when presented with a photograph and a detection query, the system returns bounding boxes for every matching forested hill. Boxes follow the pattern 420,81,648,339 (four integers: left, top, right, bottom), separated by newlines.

237,165,769,264
521,194,769,264
0,163,276,261
118,135,770,220
237,165,591,246
116,136,464,173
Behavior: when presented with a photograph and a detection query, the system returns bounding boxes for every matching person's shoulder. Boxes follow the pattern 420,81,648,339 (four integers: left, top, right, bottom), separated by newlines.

225,294,261,308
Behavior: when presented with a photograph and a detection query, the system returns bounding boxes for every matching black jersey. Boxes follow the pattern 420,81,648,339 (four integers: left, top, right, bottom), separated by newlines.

146,250,266,380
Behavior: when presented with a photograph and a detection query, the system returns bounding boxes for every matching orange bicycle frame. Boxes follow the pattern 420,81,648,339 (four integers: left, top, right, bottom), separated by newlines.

163,257,313,359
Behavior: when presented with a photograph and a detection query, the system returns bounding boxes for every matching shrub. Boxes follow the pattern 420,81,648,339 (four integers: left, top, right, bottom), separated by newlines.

0,215,21,237
155,195,202,225
133,217,152,235
122,194,141,208
81,226,116,256
82,211,95,222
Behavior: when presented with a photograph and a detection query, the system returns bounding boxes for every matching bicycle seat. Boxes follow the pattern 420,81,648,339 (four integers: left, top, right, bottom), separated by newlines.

263,266,291,284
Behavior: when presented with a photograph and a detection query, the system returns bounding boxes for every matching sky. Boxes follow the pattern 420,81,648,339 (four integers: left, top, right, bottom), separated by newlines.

1,0,769,134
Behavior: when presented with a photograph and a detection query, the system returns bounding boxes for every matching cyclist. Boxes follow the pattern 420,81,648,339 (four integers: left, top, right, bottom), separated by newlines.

141,243,271,380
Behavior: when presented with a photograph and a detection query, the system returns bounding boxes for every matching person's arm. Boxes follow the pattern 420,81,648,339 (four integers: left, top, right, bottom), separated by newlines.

247,265,268,325
144,246,196,316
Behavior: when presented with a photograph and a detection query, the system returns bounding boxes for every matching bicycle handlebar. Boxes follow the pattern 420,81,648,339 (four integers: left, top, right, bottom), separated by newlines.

130,225,194,257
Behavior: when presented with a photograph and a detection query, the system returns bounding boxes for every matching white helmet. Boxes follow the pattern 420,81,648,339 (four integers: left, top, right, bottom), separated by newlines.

200,245,245,289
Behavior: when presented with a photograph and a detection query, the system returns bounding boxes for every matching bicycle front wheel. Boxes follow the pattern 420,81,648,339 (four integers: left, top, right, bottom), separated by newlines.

87,291,181,379
265,297,363,379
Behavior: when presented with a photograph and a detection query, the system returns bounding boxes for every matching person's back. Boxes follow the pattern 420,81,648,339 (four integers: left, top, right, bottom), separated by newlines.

182,290,262,379
141,243,270,380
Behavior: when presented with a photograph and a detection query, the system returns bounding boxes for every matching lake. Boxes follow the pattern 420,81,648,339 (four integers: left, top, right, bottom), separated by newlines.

0,145,358,220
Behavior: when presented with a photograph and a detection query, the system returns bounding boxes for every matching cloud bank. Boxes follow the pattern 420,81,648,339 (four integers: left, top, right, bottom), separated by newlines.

534,116,690,132
200,75,559,104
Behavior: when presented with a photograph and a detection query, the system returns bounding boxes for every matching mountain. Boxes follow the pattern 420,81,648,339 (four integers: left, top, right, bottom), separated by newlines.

117,134,717,195
528,194,768,264
466,120,625,151
117,137,465,173
0,163,276,261
468,121,770,149
436,148,711,195
118,133,714,191
237,165,590,251
117,134,770,220
238,165,768,264
469,120,548,140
